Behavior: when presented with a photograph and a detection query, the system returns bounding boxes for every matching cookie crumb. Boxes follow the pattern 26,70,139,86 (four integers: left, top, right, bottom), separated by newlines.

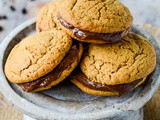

10,6,16,11
22,8,27,15
0,26,4,32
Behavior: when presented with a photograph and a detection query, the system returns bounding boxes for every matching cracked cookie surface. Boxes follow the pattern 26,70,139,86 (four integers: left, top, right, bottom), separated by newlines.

59,0,133,33
36,0,62,32
5,30,72,83
81,34,156,85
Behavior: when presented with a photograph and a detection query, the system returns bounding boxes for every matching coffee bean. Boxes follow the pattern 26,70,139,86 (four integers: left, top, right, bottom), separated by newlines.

0,26,4,32
22,8,27,15
10,6,16,11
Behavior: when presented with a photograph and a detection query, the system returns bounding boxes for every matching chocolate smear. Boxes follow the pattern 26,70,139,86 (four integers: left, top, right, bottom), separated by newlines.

73,72,144,96
57,14,127,42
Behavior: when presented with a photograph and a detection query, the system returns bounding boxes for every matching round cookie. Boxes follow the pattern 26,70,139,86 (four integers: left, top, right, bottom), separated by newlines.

81,34,156,85
71,34,156,96
58,0,133,43
36,0,62,32
5,29,72,84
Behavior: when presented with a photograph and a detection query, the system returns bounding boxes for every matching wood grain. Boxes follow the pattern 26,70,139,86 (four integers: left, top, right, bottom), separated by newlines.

0,93,22,120
143,23,160,120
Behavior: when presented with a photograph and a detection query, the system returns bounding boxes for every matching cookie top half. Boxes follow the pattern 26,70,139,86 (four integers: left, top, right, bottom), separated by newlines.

81,34,156,85
5,30,72,83
59,0,133,33
36,0,62,32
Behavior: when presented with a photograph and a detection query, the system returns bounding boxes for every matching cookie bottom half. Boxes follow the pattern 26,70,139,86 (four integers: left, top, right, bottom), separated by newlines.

71,72,147,96
71,79,118,96
19,43,83,92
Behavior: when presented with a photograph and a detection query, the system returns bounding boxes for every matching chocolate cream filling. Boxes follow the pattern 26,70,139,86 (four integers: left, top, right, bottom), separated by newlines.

18,44,79,92
57,14,127,42
73,72,143,96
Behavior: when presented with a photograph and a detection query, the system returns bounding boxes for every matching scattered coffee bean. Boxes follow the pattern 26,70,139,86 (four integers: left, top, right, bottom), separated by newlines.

3,15,7,19
10,6,16,11
0,15,7,20
0,26,4,32
22,8,27,15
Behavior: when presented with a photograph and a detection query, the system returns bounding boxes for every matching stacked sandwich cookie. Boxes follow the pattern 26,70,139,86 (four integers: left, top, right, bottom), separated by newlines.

57,0,133,44
5,0,156,96
5,30,83,92
71,34,156,96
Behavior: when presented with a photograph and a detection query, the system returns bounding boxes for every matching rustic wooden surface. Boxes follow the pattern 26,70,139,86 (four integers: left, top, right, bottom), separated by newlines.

0,0,160,120
0,94,22,120
143,24,160,120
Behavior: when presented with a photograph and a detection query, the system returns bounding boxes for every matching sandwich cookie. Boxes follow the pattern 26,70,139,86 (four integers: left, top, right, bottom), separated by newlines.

58,0,133,44
36,0,62,32
5,29,83,92
71,34,156,96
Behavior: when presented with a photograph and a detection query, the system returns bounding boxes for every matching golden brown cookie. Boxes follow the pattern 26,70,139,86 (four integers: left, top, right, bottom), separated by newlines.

19,42,83,92
58,0,133,43
71,34,156,96
5,30,72,84
5,29,84,92
36,0,62,32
